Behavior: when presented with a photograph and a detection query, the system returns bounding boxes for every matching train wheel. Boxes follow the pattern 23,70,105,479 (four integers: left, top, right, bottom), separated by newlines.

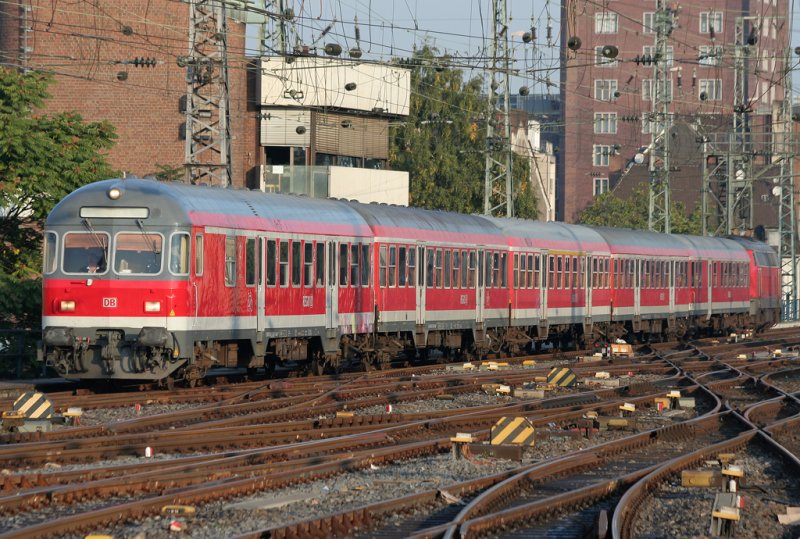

310,358,325,376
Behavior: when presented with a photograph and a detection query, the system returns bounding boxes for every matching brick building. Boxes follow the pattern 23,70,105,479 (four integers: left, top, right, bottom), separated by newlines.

0,0,257,185
559,0,789,223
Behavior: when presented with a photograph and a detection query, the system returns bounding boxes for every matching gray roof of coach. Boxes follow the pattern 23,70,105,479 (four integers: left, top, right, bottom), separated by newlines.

484,218,611,250
343,200,507,238
49,179,369,230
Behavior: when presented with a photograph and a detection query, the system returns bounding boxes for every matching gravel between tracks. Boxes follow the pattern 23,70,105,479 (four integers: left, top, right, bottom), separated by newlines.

630,444,800,539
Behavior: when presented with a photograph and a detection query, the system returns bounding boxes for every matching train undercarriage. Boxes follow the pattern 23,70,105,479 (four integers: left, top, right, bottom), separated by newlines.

41,305,779,386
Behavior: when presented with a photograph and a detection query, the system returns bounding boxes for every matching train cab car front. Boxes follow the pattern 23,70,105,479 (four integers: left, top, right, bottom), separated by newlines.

40,179,192,381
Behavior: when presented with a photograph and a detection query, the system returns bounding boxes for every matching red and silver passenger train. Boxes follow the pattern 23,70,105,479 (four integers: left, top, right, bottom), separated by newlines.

40,178,781,384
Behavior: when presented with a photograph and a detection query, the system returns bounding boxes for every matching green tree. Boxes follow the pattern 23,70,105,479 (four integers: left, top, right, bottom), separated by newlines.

577,184,701,235
390,46,536,218
0,68,117,331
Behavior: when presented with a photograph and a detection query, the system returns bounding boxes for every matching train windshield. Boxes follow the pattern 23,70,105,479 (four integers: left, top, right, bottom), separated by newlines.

114,232,163,274
62,232,109,274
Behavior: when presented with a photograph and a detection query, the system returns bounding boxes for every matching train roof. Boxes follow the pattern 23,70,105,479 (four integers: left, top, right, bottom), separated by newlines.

47,179,373,237
483,218,610,253
343,201,506,245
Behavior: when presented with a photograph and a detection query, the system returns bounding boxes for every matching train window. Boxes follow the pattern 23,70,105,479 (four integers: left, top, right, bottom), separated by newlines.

444,250,451,288
556,256,563,289
225,237,236,286
467,251,475,288
266,240,276,286
291,242,302,287
435,249,443,288
350,244,360,287
304,242,314,287
379,246,387,287
452,250,460,289
399,247,407,287
534,255,540,288
494,253,502,288
170,233,190,276
63,232,109,274
426,249,434,288
245,238,256,286
279,241,289,287
291,240,302,286
316,243,325,286
604,259,610,288
548,256,555,289
501,253,508,288
389,246,397,287
339,244,348,286
523,255,534,288
408,247,416,288
195,234,204,276
361,245,370,286
43,232,57,274
514,254,521,288
484,252,493,288
114,232,160,275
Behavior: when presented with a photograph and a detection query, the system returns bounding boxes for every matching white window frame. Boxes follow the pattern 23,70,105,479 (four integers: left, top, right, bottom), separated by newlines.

594,178,610,196
595,13,619,34
643,45,673,66
642,78,673,101
641,113,655,134
593,145,612,167
643,12,655,34
700,12,723,34
594,112,618,134
698,45,723,66
594,46,619,67
594,79,618,101
699,79,722,101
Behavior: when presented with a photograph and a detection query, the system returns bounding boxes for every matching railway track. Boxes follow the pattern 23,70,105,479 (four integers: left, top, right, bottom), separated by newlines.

1,329,800,538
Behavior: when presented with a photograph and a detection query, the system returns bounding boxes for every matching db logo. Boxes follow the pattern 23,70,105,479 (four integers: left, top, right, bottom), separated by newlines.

102,297,118,308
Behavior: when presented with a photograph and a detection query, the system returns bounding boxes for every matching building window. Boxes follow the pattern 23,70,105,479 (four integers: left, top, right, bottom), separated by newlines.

698,45,723,66
593,145,612,166
594,112,618,134
642,79,672,101
699,79,722,100
643,46,673,66
594,178,610,196
643,12,655,34
594,47,619,67
700,12,723,34
594,79,618,101
595,12,618,34
641,113,654,134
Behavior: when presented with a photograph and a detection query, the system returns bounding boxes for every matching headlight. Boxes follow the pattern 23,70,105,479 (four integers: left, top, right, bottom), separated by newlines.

59,300,76,312
144,301,161,312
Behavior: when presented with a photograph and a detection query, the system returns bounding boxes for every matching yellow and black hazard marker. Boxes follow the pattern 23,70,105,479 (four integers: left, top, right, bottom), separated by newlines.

547,367,577,387
490,416,535,446
12,392,53,419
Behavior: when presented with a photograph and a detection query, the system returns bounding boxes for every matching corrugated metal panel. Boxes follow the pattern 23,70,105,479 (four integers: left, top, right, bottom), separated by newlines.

314,112,388,159
260,108,310,147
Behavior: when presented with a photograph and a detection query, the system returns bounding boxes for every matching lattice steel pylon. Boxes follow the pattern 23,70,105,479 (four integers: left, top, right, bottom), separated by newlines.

647,0,675,234
182,0,232,186
777,45,797,319
483,0,514,217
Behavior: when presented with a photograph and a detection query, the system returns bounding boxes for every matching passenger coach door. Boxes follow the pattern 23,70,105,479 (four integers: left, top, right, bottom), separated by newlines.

634,259,641,319
326,242,338,334
669,259,676,314
257,237,266,337
476,249,486,325
416,244,426,325
539,251,548,319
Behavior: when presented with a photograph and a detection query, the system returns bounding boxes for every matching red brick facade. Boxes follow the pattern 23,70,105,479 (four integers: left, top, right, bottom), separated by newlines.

0,0,257,186
559,0,788,223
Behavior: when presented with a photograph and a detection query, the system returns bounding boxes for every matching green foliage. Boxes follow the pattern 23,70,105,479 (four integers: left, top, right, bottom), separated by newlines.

390,46,537,219
577,185,701,235
0,67,117,332
148,163,183,182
